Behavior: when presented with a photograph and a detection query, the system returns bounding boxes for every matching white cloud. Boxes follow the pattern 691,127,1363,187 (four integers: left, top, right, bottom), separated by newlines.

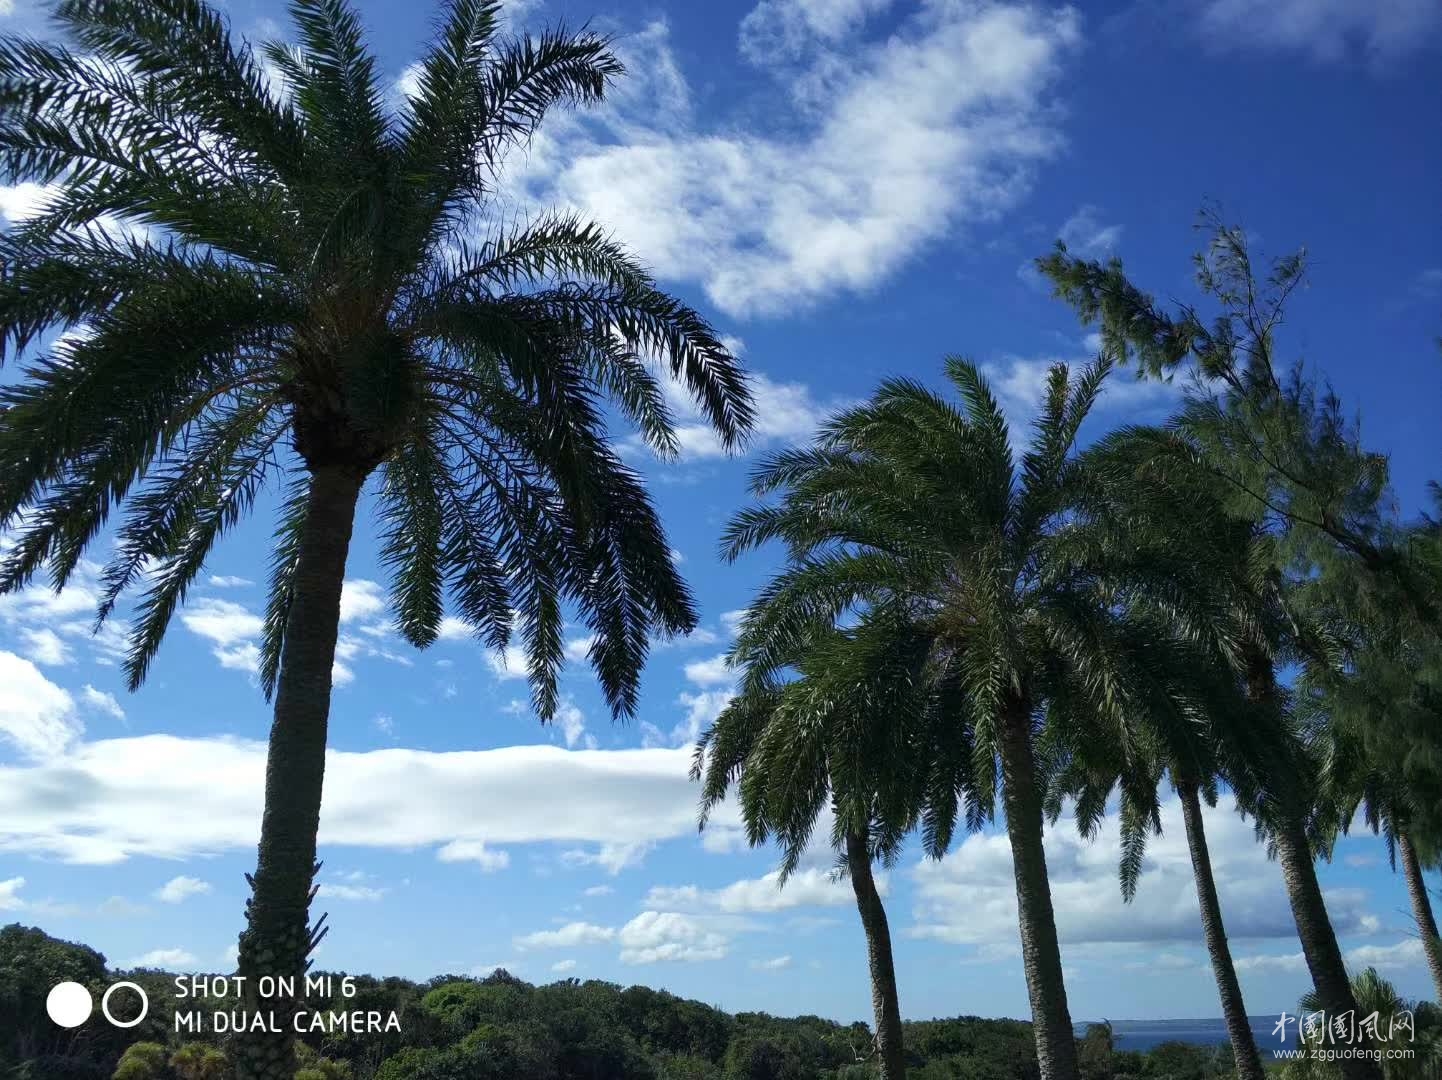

643,688,736,749
1345,938,1425,972
0,652,83,759
486,645,530,680
19,628,71,667
1058,204,1122,257
339,579,386,624
618,910,728,964
0,180,53,223
436,616,474,641
909,793,1377,949
740,0,895,64
629,371,840,463
315,883,386,902
180,592,395,684
980,354,1180,446
561,840,653,875
80,685,125,721
154,876,212,904
645,866,872,914
208,575,254,588
700,826,752,855
684,654,733,687
515,922,617,950
0,876,24,910
0,737,737,865
394,61,425,102
563,635,596,662
721,610,749,635
1233,951,1307,974
1017,204,1121,289
436,840,511,871
180,598,263,649
555,697,587,749
550,959,578,974
1191,0,1442,63
505,3,1081,319
98,895,148,917
583,884,615,897
657,626,721,649
751,954,794,971
130,948,198,969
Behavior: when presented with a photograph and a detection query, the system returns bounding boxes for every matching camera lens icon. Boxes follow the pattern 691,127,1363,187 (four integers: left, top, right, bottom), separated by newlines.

46,982,91,1028
47,981,149,1029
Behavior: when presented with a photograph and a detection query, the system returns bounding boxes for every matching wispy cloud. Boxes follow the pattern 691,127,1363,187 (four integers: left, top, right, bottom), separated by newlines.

1189,0,1442,64
504,4,1081,319
154,876,212,904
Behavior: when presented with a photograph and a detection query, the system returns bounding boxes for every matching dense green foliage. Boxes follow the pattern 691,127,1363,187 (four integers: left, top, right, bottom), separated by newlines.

2,925,1251,1080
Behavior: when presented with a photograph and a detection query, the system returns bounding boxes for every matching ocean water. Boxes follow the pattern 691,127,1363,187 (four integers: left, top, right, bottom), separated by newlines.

1075,1017,1282,1053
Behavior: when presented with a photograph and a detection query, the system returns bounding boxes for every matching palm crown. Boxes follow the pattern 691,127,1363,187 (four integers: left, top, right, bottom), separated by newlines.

0,0,752,718
700,354,1265,1077
716,357,1249,824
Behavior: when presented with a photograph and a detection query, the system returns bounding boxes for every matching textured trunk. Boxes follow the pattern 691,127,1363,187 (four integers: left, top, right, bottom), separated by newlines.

1398,832,1442,1004
998,705,1079,1080
846,827,907,1080
1242,646,1379,1080
1176,781,1264,1080
1274,814,1380,1080
233,464,366,1080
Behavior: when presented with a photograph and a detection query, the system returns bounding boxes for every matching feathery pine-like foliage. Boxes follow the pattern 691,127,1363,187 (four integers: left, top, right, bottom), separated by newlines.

1035,208,1419,615
0,0,752,717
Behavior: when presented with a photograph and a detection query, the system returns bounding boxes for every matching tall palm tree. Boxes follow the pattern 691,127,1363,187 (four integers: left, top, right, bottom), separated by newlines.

1039,215,1393,1080
1041,431,1307,1080
715,356,1247,1080
693,612,985,1080
0,2,751,1076
1302,653,1442,1005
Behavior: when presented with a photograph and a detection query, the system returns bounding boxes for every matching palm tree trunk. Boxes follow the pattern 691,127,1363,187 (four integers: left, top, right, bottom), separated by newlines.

1274,813,1381,1080
845,827,907,1080
233,464,366,1080
998,705,1079,1080
1240,646,1380,1080
1398,832,1442,1004
1176,780,1265,1080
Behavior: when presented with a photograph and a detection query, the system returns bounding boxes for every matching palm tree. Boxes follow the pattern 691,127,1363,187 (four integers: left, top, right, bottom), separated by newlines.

1041,432,1306,1080
0,2,752,1076
1302,653,1442,1005
693,613,985,1080
714,356,1249,1080
1285,968,1442,1080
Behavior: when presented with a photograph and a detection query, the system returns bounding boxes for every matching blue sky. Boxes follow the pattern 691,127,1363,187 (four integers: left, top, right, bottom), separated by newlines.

1,0,1440,1030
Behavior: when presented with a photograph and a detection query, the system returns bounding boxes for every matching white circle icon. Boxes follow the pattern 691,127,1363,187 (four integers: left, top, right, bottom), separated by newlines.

46,982,93,1028
101,981,149,1029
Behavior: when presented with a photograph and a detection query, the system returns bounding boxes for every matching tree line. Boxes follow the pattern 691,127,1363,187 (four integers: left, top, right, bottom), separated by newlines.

0,2,1437,1080
19,922,1438,1079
